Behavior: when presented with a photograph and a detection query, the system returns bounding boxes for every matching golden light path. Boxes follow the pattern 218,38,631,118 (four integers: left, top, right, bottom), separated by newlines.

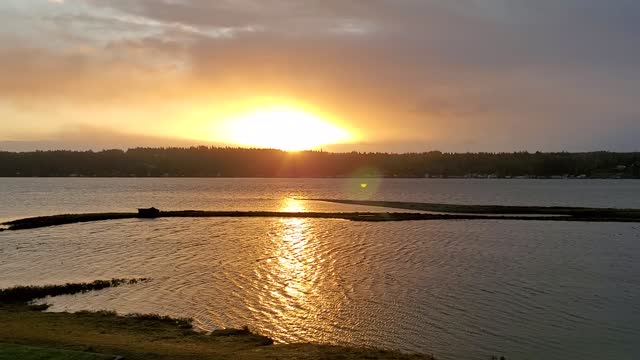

248,197,320,342
220,106,352,151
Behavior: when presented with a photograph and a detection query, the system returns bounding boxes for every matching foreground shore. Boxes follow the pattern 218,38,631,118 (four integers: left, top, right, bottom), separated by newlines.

0,279,432,360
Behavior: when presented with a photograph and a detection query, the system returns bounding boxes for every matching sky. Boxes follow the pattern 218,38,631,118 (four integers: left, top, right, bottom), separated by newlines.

0,0,639,152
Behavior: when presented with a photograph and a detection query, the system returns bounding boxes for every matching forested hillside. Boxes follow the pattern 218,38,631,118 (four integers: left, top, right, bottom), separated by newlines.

1,147,639,178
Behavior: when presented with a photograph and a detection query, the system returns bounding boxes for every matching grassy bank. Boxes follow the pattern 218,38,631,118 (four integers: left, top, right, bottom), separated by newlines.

0,278,148,304
0,280,432,359
0,343,119,360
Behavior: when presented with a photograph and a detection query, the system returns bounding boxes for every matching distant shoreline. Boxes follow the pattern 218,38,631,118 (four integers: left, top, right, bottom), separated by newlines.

1,176,640,179
2,148,639,178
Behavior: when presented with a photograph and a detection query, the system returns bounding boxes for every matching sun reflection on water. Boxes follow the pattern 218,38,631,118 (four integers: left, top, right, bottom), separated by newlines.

280,197,306,213
277,217,313,299
249,198,323,341
276,198,315,301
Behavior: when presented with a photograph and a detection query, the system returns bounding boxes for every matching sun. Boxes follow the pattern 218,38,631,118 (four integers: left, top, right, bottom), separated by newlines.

222,106,351,151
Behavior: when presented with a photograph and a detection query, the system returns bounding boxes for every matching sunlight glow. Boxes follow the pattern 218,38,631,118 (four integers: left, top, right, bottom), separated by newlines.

280,198,306,213
222,106,351,151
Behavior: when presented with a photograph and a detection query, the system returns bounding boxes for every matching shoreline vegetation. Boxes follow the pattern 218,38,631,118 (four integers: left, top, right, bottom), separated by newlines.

0,278,149,305
0,279,432,359
1,148,639,178
2,200,640,231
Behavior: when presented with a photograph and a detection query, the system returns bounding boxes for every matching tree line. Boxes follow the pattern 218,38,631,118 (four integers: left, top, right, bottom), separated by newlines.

0,147,639,178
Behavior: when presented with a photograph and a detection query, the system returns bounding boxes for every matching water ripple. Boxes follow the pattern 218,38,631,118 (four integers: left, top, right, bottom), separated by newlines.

1,217,639,359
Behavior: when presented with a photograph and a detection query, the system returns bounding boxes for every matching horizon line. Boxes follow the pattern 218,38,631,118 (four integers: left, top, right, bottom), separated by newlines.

1,146,639,156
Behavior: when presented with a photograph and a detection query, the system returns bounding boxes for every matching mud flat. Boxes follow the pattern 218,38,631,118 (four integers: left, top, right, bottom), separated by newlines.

312,199,640,221
3,204,640,232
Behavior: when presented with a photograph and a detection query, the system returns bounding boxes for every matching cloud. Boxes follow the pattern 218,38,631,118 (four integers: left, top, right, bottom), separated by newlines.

0,124,219,152
0,0,639,151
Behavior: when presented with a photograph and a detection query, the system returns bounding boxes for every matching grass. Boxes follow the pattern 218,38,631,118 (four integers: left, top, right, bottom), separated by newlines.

0,343,118,360
0,278,149,305
0,280,432,359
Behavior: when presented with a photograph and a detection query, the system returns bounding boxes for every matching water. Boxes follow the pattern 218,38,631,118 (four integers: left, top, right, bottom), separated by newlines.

2,178,640,222
1,178,640,359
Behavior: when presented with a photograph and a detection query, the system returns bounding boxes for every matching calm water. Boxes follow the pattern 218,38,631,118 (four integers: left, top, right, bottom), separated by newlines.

1,178,640,360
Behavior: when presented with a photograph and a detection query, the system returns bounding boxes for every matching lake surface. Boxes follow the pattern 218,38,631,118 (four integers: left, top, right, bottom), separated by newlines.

1,178,640,359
